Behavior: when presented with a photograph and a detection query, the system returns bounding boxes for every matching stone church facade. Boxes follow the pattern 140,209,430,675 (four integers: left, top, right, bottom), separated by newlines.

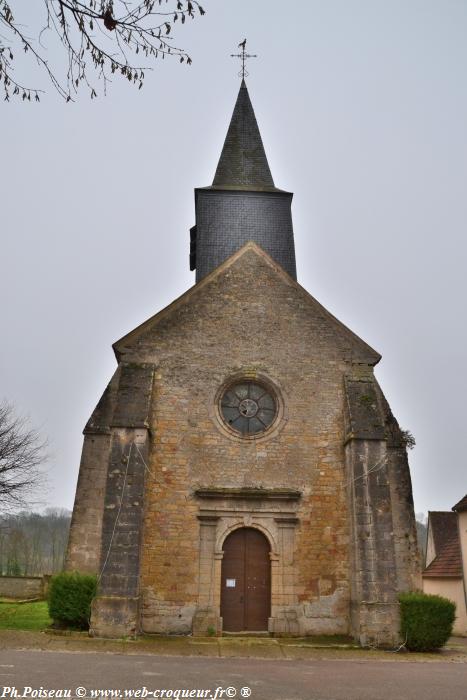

66,80,420,646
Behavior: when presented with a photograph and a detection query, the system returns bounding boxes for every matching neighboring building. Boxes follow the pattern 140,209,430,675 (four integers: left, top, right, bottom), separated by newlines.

66,79,420,646
423,496,467,636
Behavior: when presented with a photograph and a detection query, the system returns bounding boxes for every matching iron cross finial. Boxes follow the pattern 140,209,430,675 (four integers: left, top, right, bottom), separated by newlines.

230,39,257,79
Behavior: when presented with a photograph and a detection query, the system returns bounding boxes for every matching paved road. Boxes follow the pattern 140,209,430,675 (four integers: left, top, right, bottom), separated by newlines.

0,650,466,700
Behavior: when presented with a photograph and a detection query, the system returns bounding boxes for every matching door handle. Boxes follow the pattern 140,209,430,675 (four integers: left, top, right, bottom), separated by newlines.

239,595,244,603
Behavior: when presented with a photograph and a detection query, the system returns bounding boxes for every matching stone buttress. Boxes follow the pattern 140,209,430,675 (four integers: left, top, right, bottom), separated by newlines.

67,363,154,636
344,373,421,646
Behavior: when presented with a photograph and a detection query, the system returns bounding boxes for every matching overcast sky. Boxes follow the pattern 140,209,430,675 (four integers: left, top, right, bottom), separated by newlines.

1,0,466,516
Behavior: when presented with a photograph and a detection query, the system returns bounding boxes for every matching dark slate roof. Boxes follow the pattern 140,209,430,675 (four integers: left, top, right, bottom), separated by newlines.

212,80,277,190
452,494,467,512
423,511,463,578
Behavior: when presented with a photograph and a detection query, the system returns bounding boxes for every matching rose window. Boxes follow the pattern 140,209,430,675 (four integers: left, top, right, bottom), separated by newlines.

220,381,277,436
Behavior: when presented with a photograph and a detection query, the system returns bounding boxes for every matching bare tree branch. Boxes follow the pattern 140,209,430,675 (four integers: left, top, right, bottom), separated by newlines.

0,401,48,511
0,0,206,101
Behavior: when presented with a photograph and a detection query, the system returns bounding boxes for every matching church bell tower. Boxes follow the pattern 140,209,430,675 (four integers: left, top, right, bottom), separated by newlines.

66,61,420,647
190,79,297,281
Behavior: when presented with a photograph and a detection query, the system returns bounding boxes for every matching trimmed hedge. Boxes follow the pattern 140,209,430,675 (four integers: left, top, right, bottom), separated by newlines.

399,591,456,651
47,571,97,630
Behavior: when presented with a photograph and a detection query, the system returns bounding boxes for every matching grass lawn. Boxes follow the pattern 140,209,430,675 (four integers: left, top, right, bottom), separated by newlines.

0,600,51,630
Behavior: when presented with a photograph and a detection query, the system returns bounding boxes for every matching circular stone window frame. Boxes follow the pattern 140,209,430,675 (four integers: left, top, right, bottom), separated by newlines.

213,372,286,442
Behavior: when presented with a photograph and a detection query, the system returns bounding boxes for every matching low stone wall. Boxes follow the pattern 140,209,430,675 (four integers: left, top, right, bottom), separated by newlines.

0,575,50,600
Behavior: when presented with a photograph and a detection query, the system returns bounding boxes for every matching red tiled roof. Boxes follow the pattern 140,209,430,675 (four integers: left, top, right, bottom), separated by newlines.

423,512,463,578
429,512,458,553
452,494,467,512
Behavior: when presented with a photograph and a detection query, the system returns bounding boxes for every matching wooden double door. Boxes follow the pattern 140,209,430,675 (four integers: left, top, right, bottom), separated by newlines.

220,528,271,632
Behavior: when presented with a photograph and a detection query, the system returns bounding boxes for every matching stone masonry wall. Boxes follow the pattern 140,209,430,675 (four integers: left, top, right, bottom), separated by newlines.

0,576,48,599
114,247,381,636
70,244,419,640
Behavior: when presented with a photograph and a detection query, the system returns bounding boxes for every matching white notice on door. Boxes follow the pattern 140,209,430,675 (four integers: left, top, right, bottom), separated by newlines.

226,579,236,588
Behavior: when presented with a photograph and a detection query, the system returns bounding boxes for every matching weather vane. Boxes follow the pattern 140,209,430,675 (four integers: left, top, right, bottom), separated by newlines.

230,39,257,79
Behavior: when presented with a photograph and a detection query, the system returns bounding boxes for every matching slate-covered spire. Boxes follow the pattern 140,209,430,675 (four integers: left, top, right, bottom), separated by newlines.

212,80,276,190
191,79,297,282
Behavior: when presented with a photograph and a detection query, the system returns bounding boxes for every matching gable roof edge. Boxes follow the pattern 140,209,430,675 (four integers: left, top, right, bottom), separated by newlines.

113,242,381,364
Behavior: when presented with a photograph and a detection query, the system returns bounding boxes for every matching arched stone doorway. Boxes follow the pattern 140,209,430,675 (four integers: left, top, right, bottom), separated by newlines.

220,527,271,632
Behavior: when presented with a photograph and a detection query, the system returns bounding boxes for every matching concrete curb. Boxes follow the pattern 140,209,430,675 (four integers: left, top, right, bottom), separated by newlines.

0,630,466,662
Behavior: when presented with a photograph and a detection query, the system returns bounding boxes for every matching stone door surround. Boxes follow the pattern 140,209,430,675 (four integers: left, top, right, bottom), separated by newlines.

193,487,301,635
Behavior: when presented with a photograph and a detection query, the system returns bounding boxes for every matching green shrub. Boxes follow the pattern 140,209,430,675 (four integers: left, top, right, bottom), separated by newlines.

399,591,456,651
47,571,97,630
